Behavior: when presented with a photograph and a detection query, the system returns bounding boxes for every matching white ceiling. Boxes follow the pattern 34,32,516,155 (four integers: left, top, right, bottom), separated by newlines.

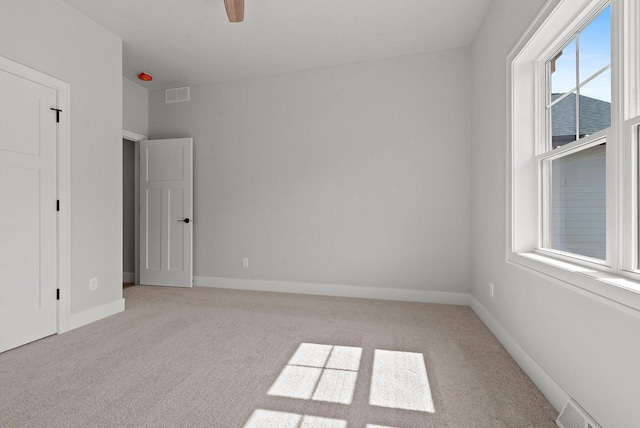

61,0,492,89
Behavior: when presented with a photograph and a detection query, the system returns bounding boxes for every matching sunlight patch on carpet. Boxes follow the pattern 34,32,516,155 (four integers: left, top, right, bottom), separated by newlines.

268,343,362,404
312,368,358,404
268,365,323,399
244,410,346,428
288,343,333,367
369,349,434,412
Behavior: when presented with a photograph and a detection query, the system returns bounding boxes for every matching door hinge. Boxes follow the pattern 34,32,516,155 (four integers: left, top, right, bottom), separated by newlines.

56,289,60,300
50,107,62,123
56,200,60,211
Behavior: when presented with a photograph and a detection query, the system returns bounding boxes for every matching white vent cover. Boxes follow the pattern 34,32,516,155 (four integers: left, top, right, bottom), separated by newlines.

557,399,601,428
165,86,190,104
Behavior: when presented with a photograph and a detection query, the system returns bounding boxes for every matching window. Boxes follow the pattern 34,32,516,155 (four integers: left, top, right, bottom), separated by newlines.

542,5,611,261
508,0,640,309
548,6,611,149
546,140,606,259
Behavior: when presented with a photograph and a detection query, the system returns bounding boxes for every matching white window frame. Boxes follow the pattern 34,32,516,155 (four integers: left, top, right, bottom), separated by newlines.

507,0,640,313
534,4,619,272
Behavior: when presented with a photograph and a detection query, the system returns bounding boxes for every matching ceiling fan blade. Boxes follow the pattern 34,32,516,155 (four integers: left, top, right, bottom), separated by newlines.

224,0,244,23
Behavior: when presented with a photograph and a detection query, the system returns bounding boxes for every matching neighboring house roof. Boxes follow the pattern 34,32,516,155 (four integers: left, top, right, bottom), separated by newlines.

551,92,611,138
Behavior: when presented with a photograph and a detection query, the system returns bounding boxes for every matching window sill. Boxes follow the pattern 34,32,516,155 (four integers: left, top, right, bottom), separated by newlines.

508,252,640,314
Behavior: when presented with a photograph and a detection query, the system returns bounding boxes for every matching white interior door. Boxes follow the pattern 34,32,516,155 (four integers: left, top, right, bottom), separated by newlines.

0,68,58,353
140,138,193,287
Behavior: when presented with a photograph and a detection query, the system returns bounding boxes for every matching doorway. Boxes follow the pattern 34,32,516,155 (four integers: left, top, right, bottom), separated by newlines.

122,130,146,288
139,138,193,287
123,138,136,288
121,133,193,289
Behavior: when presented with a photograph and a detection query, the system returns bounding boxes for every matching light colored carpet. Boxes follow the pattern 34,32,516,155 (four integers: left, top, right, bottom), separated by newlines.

0,286,557,427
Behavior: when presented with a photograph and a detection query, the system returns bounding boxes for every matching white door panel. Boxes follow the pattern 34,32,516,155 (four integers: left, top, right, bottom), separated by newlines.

0,68,58,353
140,138,193,287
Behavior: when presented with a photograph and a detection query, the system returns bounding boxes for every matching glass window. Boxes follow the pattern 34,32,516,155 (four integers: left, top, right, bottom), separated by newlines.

549,143,606,259
542,4,611,261
579,69,611,139
547,5,611,149
551,93,577,148
509,0,640,307
550,38,577,95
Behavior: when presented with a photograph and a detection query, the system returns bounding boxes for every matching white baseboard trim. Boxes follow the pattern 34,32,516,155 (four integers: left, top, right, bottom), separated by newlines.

67,298,125,332
469,296,569,412
123,272,135,283
194,276,471,306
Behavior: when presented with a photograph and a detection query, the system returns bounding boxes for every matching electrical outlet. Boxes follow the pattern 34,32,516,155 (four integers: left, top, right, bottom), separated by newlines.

489,282,494,298
242,258,249,268
90,277,98,291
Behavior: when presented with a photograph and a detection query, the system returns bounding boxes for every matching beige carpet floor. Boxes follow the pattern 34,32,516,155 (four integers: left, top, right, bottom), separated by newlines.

0,286,557,427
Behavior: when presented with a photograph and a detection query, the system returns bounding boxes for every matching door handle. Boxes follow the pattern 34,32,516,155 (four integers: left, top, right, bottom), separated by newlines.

179,218,191,224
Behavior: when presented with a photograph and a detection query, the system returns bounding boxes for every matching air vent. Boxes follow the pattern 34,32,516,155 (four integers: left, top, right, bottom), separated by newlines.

557,399,601,428
165,86,190,104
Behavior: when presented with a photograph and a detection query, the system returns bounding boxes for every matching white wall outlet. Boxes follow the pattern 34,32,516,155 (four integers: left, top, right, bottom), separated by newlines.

489,282,494,298
89,277,98,291
242,258,249,268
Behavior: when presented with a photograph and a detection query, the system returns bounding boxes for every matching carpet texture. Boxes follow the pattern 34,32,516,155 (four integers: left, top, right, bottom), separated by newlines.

0,286,558,427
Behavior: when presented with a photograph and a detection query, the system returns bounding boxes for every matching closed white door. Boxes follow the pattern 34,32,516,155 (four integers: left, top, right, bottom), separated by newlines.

140,138,193,287
0,68,58,353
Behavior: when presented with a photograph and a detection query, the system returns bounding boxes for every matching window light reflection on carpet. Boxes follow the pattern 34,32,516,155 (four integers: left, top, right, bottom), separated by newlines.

268,343,362,404
262,342,434,428
244,409,347,428
369,349,434,412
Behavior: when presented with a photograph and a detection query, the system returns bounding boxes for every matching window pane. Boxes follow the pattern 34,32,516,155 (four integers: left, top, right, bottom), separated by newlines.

547,5,612,152
551,93,577,148
578,6,611,81
551,38,577,95
550,144,606,260
579,68,611,138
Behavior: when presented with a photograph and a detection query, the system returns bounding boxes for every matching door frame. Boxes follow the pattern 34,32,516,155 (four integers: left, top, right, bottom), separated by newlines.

122,129,147,286
0,55,71,334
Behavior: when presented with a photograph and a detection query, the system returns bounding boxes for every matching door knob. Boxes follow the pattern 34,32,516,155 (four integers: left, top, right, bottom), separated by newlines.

179,218,191,224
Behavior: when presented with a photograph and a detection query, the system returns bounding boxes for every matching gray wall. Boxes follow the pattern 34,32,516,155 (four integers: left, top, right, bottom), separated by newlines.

471,1,640,427
0,0,123,315
149,47,472,293
122,140,136,275
123,77,149,136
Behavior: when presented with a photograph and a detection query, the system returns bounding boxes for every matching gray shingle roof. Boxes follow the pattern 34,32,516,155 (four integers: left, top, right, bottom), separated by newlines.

551,93,611,139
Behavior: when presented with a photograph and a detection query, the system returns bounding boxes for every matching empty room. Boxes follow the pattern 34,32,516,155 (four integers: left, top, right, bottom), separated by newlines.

1,0,639,427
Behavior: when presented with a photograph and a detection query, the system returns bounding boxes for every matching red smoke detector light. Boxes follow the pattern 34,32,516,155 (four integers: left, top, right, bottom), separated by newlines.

137,72,153,82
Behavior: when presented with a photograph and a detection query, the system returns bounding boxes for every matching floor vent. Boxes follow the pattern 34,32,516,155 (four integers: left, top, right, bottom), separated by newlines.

165,86,190,104
557,399,601,428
